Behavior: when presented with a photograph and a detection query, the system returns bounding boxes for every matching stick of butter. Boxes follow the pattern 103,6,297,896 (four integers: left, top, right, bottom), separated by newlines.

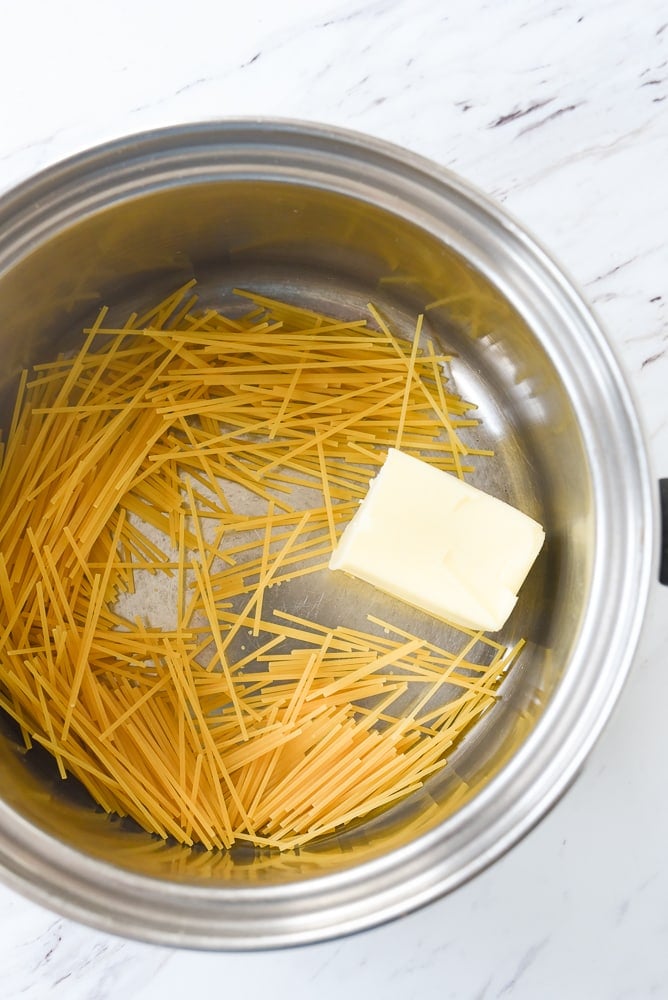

329,448,545,632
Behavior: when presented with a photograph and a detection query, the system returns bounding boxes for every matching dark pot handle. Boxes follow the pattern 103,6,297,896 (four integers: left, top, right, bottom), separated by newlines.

660,480,668,584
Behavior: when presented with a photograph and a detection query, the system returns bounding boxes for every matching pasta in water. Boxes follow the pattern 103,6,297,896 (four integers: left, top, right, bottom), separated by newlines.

0,282,521,850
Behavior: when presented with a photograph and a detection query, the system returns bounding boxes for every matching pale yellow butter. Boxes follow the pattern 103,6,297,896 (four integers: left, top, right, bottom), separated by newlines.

329,448,545,631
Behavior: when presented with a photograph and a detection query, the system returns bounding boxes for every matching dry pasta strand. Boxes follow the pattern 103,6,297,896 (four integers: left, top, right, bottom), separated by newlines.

0,284,519,852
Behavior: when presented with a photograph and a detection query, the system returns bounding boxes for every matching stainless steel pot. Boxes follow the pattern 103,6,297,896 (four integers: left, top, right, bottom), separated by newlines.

0,120,657,949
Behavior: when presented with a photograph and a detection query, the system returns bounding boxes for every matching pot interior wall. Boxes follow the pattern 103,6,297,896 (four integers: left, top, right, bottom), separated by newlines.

0,178,591,884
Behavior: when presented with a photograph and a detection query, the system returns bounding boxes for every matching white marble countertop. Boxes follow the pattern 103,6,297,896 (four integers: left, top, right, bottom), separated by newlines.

1,0,667,996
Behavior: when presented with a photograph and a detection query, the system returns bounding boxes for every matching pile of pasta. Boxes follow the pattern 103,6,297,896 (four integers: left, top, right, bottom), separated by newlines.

0,282,522,850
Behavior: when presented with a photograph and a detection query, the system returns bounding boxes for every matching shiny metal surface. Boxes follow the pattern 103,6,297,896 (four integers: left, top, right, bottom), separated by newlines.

0,120,654,948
